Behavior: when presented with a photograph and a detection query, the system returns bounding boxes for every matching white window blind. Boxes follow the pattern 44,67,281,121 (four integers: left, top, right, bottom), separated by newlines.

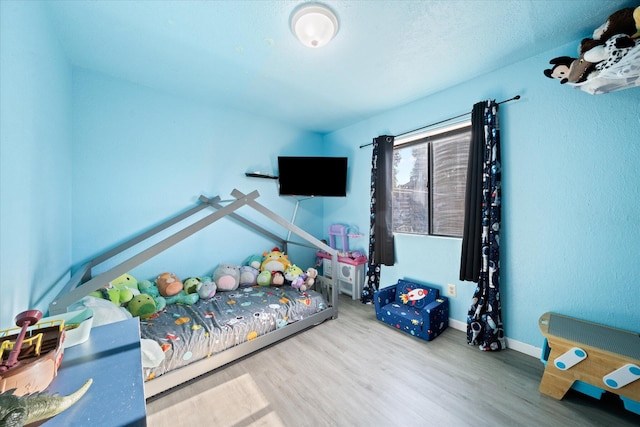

392,121,471,237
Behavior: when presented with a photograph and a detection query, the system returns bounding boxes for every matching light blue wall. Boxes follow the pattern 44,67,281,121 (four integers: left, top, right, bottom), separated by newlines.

71,69,324,282
2,1,639,353
324,43,640,349
0,1,73,328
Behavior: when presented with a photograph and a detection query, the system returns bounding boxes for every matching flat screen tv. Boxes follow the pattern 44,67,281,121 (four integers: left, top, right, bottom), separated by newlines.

278,156,348,197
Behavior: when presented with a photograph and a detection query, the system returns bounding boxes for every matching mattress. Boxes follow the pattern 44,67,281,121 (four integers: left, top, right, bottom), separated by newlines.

141,285,329,381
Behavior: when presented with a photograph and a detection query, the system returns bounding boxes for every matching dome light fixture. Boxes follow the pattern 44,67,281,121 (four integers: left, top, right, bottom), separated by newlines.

290,3,339,48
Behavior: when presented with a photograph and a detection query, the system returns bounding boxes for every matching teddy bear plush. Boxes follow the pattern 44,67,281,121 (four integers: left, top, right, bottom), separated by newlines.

302,267,318,292
213,263,240,291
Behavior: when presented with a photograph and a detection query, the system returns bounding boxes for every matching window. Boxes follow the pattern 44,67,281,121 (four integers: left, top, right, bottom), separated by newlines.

392,121,471,237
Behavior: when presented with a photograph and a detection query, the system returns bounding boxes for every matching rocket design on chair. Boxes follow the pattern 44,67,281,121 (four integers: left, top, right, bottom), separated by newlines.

400,288,429,305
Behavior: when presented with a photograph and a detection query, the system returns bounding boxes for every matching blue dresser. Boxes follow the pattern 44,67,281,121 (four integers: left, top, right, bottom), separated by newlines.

43,317,147,426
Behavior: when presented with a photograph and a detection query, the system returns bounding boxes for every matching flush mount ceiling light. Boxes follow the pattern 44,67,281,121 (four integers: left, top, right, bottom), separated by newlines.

290,3,339,48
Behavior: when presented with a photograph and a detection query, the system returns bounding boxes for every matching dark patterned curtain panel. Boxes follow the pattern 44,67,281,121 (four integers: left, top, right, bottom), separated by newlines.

459,102,485,282
361,135,395,304
460,100,505,351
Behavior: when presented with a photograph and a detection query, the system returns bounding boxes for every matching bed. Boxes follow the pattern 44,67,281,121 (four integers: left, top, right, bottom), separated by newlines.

48,189,340,398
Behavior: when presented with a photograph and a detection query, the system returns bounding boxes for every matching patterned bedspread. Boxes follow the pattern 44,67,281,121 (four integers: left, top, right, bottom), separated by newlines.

140,285,329,381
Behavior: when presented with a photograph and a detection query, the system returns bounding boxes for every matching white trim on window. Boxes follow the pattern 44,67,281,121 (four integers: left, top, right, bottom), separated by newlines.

394,119,471,147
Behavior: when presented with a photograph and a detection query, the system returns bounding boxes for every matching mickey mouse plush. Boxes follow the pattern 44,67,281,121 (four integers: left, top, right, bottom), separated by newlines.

544,56,587,84
544,34,637,85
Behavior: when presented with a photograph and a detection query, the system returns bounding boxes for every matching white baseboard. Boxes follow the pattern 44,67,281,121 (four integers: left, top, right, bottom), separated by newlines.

448,317,467,332
505,338,541,359
448,318,541,359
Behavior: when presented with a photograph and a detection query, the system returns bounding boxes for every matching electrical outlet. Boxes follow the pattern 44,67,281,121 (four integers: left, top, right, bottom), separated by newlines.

447,283,457,298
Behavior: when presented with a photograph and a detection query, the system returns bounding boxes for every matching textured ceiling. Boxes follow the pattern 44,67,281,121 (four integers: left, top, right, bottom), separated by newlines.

45,0,636,133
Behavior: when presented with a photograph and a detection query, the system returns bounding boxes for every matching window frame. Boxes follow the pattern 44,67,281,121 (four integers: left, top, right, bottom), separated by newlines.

392,120,471,238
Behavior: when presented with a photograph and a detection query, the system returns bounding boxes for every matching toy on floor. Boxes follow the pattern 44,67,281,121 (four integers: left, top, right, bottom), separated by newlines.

538,312,640,415
373,279,449,342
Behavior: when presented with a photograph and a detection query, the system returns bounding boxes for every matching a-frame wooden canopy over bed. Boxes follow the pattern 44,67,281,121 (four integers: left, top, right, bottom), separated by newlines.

49,189,340,398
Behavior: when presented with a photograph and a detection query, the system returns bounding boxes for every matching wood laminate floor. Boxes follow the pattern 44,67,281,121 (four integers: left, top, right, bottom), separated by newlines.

146,295,640,427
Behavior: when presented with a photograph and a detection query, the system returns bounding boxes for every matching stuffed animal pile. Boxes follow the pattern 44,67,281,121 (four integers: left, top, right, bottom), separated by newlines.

544,6,640,94
85,246,318,319
284,264,318,292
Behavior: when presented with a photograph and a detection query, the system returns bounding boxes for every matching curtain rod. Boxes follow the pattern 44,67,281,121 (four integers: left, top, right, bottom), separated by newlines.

359,95,521,148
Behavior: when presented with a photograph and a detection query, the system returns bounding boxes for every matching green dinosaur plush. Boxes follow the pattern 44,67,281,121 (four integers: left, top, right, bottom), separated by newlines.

89,273,139,306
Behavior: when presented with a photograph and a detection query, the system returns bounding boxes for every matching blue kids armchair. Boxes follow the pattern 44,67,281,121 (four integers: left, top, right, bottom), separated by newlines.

374,279,449,341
